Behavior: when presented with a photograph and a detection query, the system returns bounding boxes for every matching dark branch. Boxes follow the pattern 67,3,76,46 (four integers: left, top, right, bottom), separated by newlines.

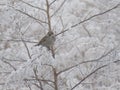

57,47,116,75
51,0,67,17
20,0,46,12
71,64,107,90
33,67,43,90
21,38,32,59
50,0,57,6
0,39,37,43
1,60,16,71
15,9,47,24
9,6,47,26
55,2,120,36
71,60,120,90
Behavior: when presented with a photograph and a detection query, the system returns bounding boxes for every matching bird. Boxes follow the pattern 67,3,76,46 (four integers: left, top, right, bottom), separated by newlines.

35,31,56,51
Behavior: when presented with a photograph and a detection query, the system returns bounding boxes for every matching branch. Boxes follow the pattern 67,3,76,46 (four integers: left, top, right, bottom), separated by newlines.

20,0,46,12
51,0,67,17
21,38,32,59
50,0,57,6
24,78,54,89
53,68,58,90
24,78,54,84
0,39,37,43
46,0,52,31
33,67,43,90
2,57,27,62
42,64,58,89
55,2,120,36
10,6,47,26
59,16,66,36
16,9,46,23
71,59,120,90
71,64,107,90
82,24,92,37
57,47,116,75
1,60,16,71
18,27,32,59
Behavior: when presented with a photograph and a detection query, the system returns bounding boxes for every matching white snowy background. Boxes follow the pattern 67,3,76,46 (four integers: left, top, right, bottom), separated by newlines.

0,0,120,90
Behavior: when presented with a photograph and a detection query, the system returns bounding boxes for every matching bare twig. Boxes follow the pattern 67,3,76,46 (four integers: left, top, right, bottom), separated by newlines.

18,26,32,59
24,78,54,84
42,64,58,90
33,83,42,89
46,0,52,31
51,0,67,17
33,67,43,90
21,38,32,59
45,0,56,58
71,64,107,90
16,9,47,23
20,0,46,12
10,6,47,26
57,47,116,75
2,57,27,62
53,68,58,90
0,39,37,43
1,60,16,71
50,0,57,6
82,24,92,37
55,2,120,36
60,16,66,36
71,59,120,90
51,46,55,58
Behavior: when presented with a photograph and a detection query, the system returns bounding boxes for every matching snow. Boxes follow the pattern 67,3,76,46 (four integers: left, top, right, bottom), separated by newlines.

0,0,120,90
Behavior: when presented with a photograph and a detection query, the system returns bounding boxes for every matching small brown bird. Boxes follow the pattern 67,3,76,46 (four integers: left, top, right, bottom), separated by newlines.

35,31,56,50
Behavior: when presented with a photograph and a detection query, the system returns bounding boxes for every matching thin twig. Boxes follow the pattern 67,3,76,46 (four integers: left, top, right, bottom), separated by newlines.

9,6,47,26
2,57,27,62
42,64,58,89
46,0,52,31
33,67,43,90
24,78,54,84
15,9,47,24
51,0,67,17
50,0,57,6
55,2,120,36
71,64,107,90
57,47,116,75
53,68,58,90
71,59,120,90
21,38,32,59
82,24,92,37
20,0,46,12
0,39,37,43
18,25,32,59
59,16,66,36
1,60,16,71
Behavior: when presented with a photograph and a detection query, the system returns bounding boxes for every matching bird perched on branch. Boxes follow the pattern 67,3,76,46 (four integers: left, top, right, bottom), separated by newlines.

35,31,56,58
35,31,56,51
35,31,55,50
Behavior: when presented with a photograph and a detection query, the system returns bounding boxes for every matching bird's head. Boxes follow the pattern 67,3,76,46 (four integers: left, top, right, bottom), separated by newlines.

47,31,54,36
